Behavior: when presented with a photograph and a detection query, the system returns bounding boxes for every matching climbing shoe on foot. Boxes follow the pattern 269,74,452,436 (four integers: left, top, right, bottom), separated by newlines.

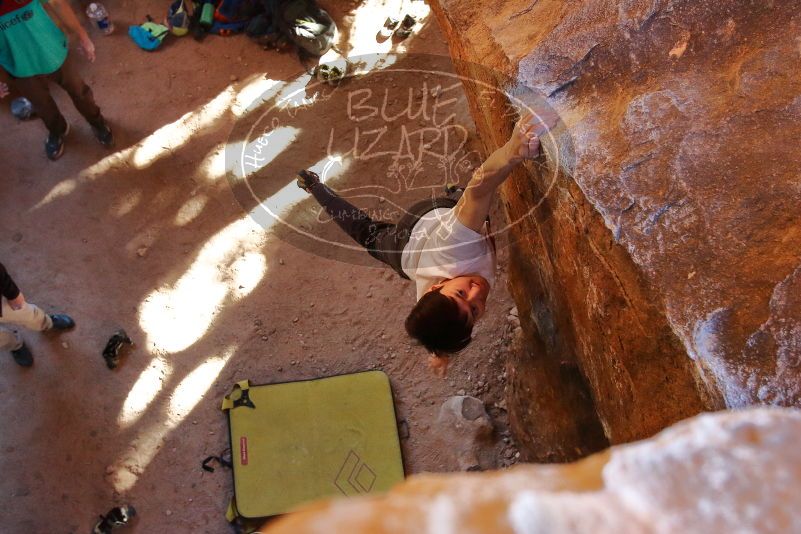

92,120,114,147
296,169,321,192
11,343,33,367
45,122,70,161
49,314,75,331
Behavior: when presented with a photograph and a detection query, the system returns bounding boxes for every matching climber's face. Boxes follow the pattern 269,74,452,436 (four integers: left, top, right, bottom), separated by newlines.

434,275,490,325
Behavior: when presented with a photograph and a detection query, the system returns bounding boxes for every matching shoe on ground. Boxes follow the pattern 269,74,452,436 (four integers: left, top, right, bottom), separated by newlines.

50,314,75,331
394,14,416,38
92,119,114,147
11,343,33,367
45,122,70,161
296,169,321,191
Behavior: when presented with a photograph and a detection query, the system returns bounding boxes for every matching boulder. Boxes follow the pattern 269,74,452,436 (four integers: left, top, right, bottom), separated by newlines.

426,0,801,459
262,408,801,533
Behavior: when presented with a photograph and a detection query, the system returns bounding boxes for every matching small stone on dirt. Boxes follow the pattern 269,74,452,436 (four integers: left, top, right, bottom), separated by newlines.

230,75,238,82
136,246,148,257
398,419,410,439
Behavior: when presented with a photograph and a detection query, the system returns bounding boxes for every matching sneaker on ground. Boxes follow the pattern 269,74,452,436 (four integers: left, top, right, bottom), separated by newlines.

50,314,76,331
45,122,70,161
11,343,33,367
92,120,114,147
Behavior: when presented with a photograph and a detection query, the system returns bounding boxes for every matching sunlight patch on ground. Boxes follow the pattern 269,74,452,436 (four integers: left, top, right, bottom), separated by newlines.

235,125,300,178
118,356,172,428
321,0,430,72
109,347,235,493
132,87,236,169
138,215,267,354
111,190,142,218
168,349,233,425
232,76,283,117
174,194,208,226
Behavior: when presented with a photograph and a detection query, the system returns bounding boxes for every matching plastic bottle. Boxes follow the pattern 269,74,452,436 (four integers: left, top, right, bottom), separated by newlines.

86,3,114,35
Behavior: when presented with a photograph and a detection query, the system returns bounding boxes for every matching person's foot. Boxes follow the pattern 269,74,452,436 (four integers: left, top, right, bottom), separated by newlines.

11,343,33,367
296,170,320,192
49,314,75,331
45,122,70,161
445,184,464,199
91,119,114,147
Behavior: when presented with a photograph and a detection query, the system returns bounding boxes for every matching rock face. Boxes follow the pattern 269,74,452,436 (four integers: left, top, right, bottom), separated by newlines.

426,0,801,459
262,408,801,533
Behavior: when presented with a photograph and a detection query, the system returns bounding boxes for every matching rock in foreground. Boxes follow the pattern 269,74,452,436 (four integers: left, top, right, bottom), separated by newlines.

263,408,801,533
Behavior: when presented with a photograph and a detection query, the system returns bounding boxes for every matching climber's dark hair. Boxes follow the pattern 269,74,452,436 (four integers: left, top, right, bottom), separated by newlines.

405,287,473,354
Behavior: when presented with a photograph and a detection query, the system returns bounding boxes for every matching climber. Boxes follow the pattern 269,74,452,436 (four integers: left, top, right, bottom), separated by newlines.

297,112,548,376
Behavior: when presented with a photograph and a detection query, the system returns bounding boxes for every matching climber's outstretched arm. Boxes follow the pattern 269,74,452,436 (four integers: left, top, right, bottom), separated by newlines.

454,113,544,232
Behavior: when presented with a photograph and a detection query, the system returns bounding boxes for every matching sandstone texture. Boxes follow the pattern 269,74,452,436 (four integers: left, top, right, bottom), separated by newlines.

263,408,801,534
427,0,801,459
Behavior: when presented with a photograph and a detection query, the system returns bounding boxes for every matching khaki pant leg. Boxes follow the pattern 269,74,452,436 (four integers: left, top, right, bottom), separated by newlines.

0,298,52,332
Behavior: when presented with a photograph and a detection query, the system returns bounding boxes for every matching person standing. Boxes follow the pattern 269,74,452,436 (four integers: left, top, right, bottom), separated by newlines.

1,262,75,367
0,0,113,160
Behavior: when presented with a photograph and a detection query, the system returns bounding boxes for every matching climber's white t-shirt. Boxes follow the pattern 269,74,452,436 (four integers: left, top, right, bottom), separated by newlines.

401,208,496,300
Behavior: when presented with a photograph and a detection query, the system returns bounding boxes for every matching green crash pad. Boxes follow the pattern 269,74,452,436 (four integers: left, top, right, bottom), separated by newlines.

222,371,405,519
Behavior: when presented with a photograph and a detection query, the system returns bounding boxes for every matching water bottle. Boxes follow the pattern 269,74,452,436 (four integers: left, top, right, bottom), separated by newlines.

86,2,114,35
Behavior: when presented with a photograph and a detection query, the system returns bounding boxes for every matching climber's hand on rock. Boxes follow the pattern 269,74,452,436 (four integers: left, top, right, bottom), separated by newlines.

428,353,449,378
505,110,558,163
505,112,540,163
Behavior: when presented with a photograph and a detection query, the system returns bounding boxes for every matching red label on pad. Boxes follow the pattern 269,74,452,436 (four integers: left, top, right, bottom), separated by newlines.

240,436,249,465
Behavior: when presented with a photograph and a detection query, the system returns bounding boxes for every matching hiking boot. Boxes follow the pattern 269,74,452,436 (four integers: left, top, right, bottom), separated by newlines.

45,122,70,161
92,119,114,147
296,170,320,192
49,314,75,331
11,343,33,367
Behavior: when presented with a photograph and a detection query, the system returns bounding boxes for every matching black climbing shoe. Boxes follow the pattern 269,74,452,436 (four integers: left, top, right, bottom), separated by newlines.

11,343,33,367
92,119,114,147
92,504,136,534
445,183,464,198
45,122,70,161
394,14,416,39
103,329,132,369
296,169,321,192
49,314,75,331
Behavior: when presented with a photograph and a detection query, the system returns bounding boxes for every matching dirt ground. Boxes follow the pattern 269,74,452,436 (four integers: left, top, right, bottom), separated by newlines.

0,1,521,531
